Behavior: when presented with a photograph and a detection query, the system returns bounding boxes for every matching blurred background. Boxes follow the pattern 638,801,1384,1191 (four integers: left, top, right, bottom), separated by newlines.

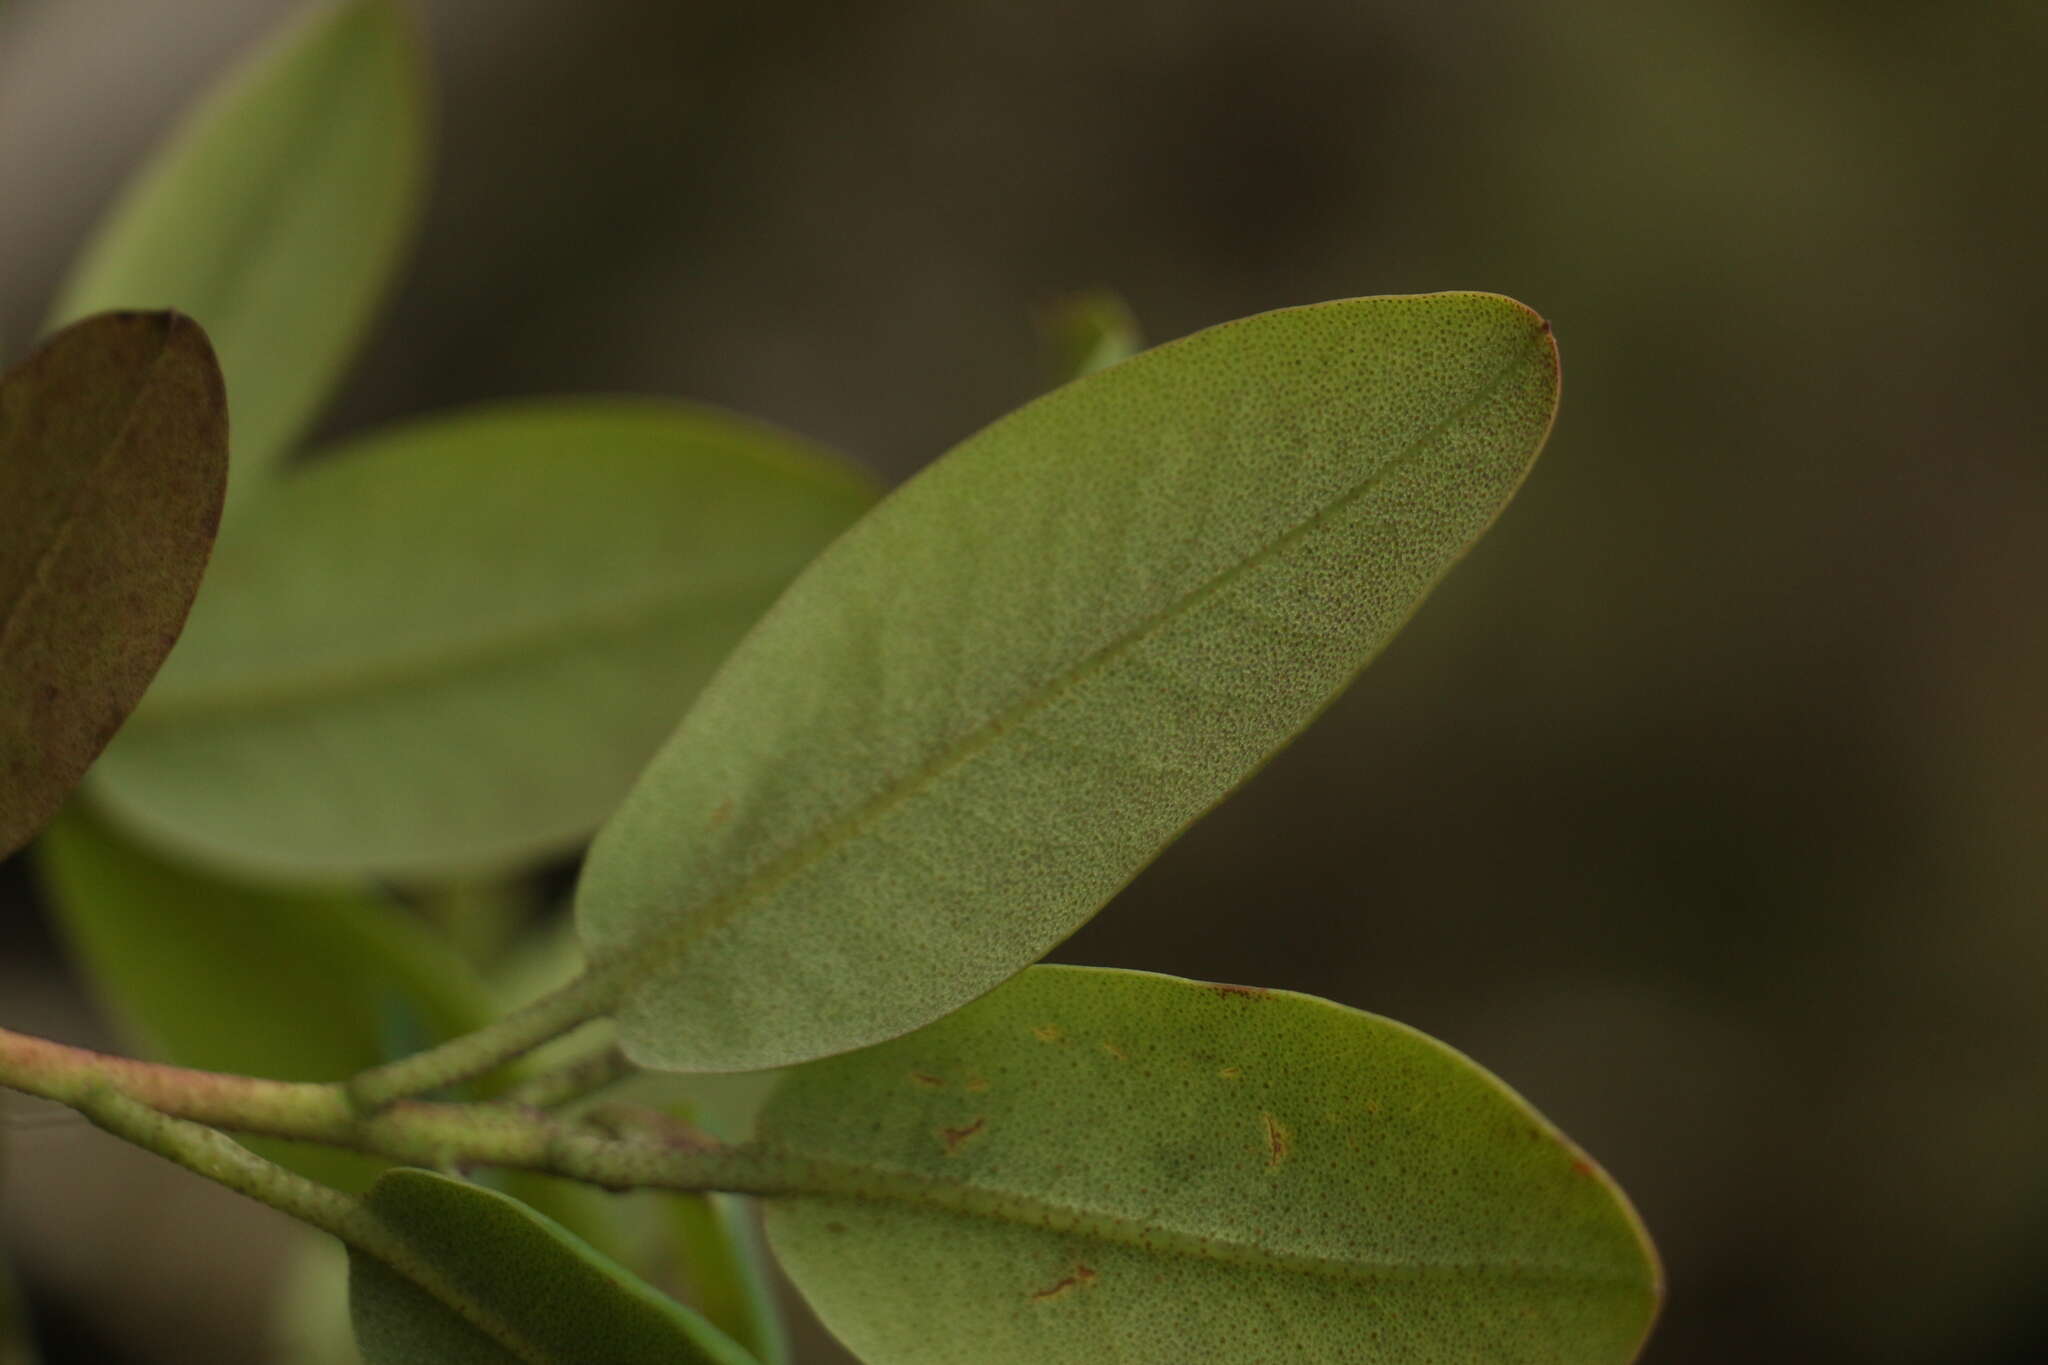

2,0,2043,1360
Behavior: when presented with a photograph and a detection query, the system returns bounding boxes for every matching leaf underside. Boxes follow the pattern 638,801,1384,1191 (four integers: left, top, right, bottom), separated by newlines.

579,291,1560,1072
0,312,226,858
759,965,1661,1364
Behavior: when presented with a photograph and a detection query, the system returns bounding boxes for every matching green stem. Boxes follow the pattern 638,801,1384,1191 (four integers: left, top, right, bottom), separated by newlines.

345,965,623,1112
71,1085,548,1364
9,1023,1390,1285
0,1024,753,1193
497,1043,635,1111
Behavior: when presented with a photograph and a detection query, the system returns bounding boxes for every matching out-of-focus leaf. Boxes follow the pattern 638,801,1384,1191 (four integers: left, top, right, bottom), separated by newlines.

35,807,495,1191
0,312,225,859
91,400,876,881
760,965,1661,1364
273,1234,364,1365
47,0,423,511
663,1194,789,1365
578,293,1560,1072
1040,290,1142,381
348,1168,758,1365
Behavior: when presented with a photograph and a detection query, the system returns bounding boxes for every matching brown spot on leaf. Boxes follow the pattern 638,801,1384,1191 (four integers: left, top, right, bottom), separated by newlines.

709,798,734,828
964,1075,991,1093
1262,1112,1292,1168
938,1116,987,1155
1100,1041,1127,1061
909,1071,945,1090
1207,983,1272,1000
1032,1025,1063,1044
1028,1263,1099,1303
1217,1066,1243,1081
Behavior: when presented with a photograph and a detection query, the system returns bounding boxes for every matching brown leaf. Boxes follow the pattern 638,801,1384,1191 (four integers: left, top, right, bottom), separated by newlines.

0,311,227,857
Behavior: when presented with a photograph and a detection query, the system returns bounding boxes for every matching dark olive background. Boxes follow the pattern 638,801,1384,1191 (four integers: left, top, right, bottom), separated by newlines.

3,1,2044,1362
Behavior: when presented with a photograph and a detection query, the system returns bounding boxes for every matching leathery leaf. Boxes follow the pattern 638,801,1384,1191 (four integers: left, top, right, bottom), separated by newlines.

348,1168,758,1365
577,292,1560,1071
0,312,225,858
758,965,1661,1364
91,399,875,881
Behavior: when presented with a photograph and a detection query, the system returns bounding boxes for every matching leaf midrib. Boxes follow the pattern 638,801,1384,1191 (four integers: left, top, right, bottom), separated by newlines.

743,1144,1642,1291
606,327,1553,984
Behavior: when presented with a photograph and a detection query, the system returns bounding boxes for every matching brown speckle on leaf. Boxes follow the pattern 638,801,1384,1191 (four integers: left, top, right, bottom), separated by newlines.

1262,1112,1292,1168
939,1116,987,1155
1100,1041,1127,1061
909,1071,945,1090
964,1074,991,1093
1032,1025,1063,1043
1207,983,1272,1000
1028,1263,1099,1303
709,798,734,828
1217,1066,1243,1081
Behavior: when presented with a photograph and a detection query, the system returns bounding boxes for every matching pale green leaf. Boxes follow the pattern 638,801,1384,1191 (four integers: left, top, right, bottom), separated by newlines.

0,311,226,858
760,965,1661,1364
90,400,876,881
578,292,1559,1071
348,1168,758,1365
47,0,423,511
1040,289,1142,381
273,1234,365,1365
35,807,496,1191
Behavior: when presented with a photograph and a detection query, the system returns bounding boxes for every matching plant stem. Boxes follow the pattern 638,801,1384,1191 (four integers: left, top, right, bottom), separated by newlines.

71,1085,549,1364
5,1022,1268,1277
497,1043,635,1111
69,1081,365,1243
0,1026,352,1131
0,1023,755,1193
345,965,623,1112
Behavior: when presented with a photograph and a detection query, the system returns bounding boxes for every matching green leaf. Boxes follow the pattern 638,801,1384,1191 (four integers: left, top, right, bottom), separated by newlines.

664,1195,790,1365
273,1234,364,1365
1040,289,1143,381
349,1168,759,1365
89,400,876,881
486,921,788,1360
578,292,1559,1071
0,311,226,859
759,965,1661,1364
35,806,496,1191
46,0,424,511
